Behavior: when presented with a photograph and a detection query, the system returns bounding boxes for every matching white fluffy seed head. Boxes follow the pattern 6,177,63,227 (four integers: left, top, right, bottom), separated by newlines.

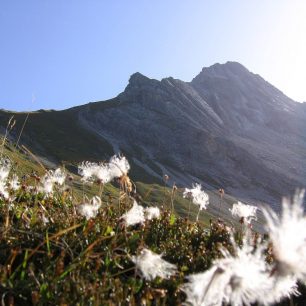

95,163,112,184
260,276,299,305
220,236,272,306
144,206,160,220
182,266,225,306
182,233,273,306
108,155,130,178
183,183,209,210
132,248,177,281
77,196,101,220
9,174,20,191
78,161,99,182
230,201,258,224
120,201,145,226
78,155,130,184
51,168,66,186
263,189,306,280
0,158,11,182
0,181,9,199
39,174,54,195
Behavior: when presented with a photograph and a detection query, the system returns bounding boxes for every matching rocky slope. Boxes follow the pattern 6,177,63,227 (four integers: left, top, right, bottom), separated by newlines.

1,61,305,209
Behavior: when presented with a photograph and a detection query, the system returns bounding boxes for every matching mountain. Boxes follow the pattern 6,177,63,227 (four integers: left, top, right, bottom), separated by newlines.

1,61,306,210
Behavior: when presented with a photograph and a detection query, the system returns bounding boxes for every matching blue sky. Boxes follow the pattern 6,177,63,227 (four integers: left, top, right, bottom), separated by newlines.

1,0,306,111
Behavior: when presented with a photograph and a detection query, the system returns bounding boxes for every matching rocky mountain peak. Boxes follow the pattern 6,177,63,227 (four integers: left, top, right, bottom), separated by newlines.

192,61,252,84
128,72,150,86
2,61,304,211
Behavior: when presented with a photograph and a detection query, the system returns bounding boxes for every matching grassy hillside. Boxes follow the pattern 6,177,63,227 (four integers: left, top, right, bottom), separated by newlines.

0,136,214,225
1,135,306,305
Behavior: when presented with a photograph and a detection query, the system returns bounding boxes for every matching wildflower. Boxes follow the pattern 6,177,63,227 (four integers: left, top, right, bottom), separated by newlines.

183,184,209,221
108,155,130,179
51,168,66,185
38,169,66,195
229,201,257,224
77,196,101,220
9,174,20,191
78,155,130,184
132,248,177,281
0,158,10,182
183,184,209,210
262,189,306,280
0,181,9,199
39,174,54,195
144,206,160,220
78,161,99,182
120,201,145,226
95,163,112,184
182,266,225,306
182,233,272,306
261,276,299,305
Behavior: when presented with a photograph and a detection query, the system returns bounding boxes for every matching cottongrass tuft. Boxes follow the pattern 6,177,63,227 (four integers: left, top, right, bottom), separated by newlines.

77,196,102,220
144,206,160,220
132,248,177,281
0,180,9,199
183,183,209,221
262,189,306,281
120,203,162,226
51,168,66,186
38,168,66,195
0,158,11,182
108,155,130,178
0,158,10,199
182,233,272,306
120,201,145,226
183,184,209,210
261,276,299,305
78,155,130,184
9,174,20,191
78,161,99,183
230,201,258,224
39,174,54,195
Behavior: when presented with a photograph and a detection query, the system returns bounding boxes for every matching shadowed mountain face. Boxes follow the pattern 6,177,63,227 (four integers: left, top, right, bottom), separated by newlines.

1,62,306,209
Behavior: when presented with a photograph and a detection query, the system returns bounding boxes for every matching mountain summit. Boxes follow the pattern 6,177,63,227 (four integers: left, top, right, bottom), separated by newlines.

1,62,305,208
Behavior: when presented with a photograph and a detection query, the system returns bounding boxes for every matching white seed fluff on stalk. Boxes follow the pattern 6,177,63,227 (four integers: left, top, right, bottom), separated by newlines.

120,201,145,226
144,206,160,220
182,234,272,306
0,158,10,182
108,155,130,178
77,196,102,220
39,174,54,195
132,248,177,281
230,201,258,224
260,276,299,305
51,168,66,186
78,155,130,183
0,181,9,199
78,161,99,182
182,266,226,306
95,163,112,184
9,174,20,191
262,189,306,281
183,183,209,210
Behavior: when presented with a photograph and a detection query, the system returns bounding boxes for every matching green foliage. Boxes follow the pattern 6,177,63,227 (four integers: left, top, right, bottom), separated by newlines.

0,184,232,305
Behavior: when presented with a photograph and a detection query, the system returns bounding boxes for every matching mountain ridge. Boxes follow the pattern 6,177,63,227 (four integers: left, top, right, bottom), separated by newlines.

1,61,305,211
